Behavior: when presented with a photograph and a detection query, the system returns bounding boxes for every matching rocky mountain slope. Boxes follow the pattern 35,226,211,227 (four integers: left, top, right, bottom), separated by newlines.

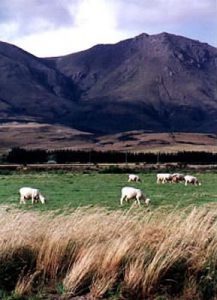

48,32,217,133
0,32,217,137
0,41,79,125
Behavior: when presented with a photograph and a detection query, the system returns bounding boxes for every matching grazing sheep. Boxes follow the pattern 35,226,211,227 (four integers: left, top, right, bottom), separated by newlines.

184,175,201,186
120,186,150,206
19,187,46,204
171,173,185,183
128,174,141,182
156,173,173,184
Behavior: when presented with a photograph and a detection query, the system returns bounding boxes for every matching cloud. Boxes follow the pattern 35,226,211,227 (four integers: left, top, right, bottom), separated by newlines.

116,0,216,31
114,0,217,46
11,0,128,57
0,0,75,38
0,0,216,57
7,0,124,57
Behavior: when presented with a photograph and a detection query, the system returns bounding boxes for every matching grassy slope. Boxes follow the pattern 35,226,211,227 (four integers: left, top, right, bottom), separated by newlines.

0,123,216,153
0,171,216,210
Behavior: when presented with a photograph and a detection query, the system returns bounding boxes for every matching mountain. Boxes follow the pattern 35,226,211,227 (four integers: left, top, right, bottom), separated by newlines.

0,41,80,125
47,32,217,133
0,32,217,148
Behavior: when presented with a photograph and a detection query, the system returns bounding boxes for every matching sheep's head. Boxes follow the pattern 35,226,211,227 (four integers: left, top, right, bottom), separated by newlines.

145,198,151,205
39,194,46,204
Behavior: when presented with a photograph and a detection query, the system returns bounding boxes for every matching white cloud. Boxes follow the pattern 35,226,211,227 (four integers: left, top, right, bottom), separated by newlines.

0,21,19,40
12,0,128,57
116,0,216,26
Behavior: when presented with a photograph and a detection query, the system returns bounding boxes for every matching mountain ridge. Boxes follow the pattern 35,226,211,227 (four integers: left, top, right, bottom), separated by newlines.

46,32,217,133
0,32,217,141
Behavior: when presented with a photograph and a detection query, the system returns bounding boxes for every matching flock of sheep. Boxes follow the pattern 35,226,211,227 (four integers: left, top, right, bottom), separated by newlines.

156,173,201,185
120,173,201,207
19,173,201,207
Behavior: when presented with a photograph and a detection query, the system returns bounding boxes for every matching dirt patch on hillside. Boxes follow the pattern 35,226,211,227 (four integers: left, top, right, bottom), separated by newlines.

0,122,216,153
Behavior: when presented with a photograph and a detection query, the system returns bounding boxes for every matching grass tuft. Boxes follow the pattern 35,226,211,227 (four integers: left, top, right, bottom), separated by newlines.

1,206,217,299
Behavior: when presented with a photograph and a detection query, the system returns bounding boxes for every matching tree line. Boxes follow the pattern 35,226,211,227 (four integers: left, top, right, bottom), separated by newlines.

4,147,217,165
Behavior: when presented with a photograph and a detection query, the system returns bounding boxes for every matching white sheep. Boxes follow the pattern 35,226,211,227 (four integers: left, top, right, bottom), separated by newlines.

156,173,173,184
184,175,201,186
120,186,150,206
128,174,141,182
171,173,185,183
19,187,46,204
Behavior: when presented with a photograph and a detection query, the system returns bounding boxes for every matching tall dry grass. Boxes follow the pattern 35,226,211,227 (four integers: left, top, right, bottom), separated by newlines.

1,206,217,299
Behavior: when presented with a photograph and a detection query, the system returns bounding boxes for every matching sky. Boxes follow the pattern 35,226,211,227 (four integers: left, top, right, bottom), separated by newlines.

0,0,216,57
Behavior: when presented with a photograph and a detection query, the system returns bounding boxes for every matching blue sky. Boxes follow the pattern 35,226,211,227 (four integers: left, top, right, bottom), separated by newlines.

0,0,216,57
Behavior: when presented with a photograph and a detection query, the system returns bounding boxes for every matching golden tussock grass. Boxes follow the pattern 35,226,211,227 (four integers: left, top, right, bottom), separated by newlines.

1,206,217,299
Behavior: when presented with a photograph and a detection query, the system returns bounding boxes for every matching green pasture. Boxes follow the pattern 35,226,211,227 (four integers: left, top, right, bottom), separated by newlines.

0,170,216,211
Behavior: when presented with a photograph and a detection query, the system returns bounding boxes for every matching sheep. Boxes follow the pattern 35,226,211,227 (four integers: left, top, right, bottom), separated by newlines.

156,173,173,184
128,174,141,182
171,173,185,183
184,175,201,186
120,186,150,206
19,187,46,204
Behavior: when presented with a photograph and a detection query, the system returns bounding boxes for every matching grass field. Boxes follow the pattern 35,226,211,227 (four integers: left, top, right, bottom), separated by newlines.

1,170,217,300
0,170,217,211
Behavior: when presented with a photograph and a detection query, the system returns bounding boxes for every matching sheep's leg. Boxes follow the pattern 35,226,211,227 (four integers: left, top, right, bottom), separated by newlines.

136,197,141,206
20,196,26,204
120,195,125,206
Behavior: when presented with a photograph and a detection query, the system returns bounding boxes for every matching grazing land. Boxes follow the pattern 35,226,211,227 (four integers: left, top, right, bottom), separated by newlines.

0,170,217,300
0,171,217,210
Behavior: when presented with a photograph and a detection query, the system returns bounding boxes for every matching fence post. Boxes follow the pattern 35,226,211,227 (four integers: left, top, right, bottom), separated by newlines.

125,152,128,164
